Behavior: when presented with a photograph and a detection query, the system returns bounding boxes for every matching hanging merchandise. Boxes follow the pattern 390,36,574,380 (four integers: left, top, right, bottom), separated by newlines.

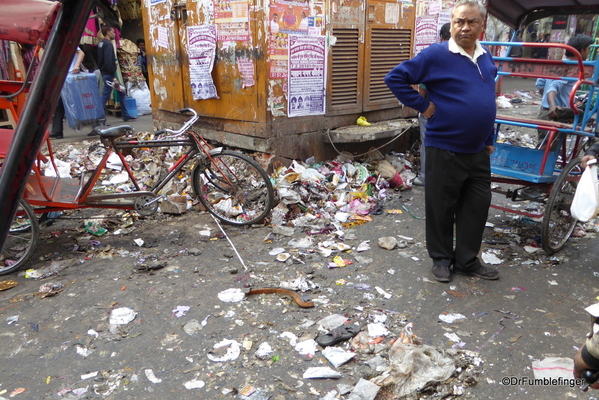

117,38,145,88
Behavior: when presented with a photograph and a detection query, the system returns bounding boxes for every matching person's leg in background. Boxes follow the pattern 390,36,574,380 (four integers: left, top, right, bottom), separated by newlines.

415,113,427,185
101,74,114,109
50,98,65,139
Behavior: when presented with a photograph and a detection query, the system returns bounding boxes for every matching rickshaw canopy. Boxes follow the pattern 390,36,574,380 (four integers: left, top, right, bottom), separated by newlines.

486,0,599,29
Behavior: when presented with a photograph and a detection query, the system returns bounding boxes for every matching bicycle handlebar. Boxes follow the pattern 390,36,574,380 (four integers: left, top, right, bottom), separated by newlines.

160,108,199,136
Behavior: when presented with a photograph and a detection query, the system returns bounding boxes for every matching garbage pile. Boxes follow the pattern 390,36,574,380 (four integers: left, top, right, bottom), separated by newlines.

270,151,417,236
44,139,419,223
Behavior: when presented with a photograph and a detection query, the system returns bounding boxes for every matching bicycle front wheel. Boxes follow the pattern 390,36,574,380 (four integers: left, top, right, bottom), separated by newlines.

0,200,39,275
192,151,274,225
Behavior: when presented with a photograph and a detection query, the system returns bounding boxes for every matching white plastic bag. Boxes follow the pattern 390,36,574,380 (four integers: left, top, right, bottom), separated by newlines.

571,161,599,222
127,81,151,115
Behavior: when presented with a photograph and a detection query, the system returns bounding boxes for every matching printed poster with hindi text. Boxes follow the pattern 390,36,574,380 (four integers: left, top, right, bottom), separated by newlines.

288,35,325,117
187,25,218,100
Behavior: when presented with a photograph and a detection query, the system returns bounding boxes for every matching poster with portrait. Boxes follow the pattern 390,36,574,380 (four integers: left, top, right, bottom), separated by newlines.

288,35,326,117
187,25,218,100
270,4,310,35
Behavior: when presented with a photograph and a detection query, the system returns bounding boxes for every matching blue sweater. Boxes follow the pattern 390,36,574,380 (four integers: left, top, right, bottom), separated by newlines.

384,42,497,153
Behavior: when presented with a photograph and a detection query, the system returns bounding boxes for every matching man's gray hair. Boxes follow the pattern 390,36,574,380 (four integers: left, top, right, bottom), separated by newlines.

452,0,487,19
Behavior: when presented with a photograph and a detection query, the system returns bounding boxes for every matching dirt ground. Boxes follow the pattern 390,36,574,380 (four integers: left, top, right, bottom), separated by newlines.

2,78,599,400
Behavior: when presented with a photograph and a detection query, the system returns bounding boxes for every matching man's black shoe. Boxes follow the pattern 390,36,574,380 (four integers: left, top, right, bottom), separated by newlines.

49,132,63,139
454,264,499,280
432,265,451,282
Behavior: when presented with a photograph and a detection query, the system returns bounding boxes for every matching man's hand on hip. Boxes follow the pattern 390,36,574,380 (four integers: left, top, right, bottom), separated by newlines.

422,102,436,118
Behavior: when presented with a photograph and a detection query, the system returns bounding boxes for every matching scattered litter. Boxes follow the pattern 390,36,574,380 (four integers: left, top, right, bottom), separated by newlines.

145,369,162,384
255,342,274,360
268,247,286,256
356,241,371,252
0,279,18,291
524,245,541,254
316,324,361,347
133,238,144,247
279,331,298,346
347,378,380,400
218,288,245,303
81,371,98,380
276,253,291,262
7,315,18,325
509,334,522,343
183,379,205,389
322,346,355,367
207,339,241,362
532,357,573,380
482,250,503,265
317,314,349,331
239,386,270,400
172,305,190,317
24,260,73,279
367,323,390,337
35,282,64,298
371,341,455,397
9,388,26,397
84,221,107,236
295,339,319,357
109,307,138,325
303,367,343,379
548,281,558,286
438,313,466,323
375,286,392,299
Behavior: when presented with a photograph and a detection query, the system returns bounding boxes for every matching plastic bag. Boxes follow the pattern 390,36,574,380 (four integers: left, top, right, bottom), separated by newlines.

571,161,599,222
127,81,151,115
371,341,455,397
61,72,105,130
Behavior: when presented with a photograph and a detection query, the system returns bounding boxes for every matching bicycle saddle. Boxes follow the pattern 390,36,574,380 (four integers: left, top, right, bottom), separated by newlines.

93,125,134,138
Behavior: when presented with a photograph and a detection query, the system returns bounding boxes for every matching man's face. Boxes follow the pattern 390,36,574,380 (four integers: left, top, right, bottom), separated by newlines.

107,28,115,40
581,46,591,61
451,4,484,52
138,41,145,51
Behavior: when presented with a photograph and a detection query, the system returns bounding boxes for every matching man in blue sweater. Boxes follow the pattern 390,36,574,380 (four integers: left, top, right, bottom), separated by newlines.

384,0,498,282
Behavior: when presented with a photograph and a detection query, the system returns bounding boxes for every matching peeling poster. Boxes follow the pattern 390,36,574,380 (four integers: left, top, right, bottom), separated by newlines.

237,57,255,88
157,26,169,49
187,25,218,100
288,35,325,118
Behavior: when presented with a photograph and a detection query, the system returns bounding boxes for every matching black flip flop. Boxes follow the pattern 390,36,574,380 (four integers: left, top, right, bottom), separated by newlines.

316,324,361,347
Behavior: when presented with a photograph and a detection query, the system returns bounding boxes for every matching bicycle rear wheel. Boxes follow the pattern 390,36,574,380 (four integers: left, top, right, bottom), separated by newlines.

0,200,39,275
541,157,581,254
192,151,274,225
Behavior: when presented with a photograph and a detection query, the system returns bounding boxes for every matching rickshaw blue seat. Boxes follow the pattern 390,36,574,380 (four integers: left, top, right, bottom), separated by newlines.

491,143,560,183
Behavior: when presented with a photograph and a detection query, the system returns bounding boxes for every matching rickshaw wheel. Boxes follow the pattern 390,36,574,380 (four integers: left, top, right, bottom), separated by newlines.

541,157,582,254
0,200,39,275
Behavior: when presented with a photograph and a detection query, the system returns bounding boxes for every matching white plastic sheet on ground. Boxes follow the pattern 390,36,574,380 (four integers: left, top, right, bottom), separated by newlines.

531,357,574,380
207,339,241,362
372,342,455,397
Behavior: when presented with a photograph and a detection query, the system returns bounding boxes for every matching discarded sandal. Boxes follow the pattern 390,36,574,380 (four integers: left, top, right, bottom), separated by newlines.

316,324,361,347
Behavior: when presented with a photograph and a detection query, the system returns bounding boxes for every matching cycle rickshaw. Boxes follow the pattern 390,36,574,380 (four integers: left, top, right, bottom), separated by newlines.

482,0,599,254
0,0,274,275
